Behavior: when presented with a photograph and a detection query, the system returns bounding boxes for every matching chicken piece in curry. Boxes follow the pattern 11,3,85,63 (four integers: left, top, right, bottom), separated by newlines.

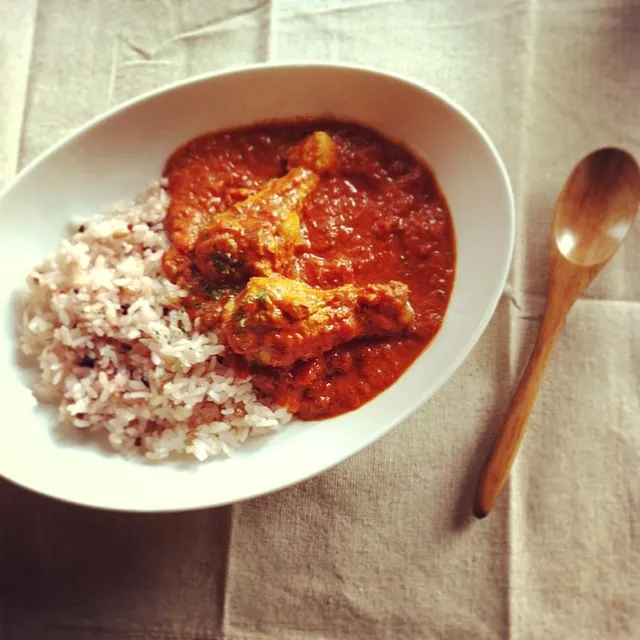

163,121,455,419
221,276,413,367
287,130,339,174
193,167,316,283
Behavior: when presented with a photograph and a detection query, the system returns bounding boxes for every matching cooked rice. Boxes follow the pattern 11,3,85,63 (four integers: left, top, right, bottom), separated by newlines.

19,182,291,461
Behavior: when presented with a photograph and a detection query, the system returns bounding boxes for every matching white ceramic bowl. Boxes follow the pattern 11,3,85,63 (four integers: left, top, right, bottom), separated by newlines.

0,63,514,511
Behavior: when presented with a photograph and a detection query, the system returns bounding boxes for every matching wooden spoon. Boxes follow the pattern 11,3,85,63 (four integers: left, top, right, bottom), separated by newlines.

473,147,640,519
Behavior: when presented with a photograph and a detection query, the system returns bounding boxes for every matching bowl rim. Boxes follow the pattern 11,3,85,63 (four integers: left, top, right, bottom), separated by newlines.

0,61,515,511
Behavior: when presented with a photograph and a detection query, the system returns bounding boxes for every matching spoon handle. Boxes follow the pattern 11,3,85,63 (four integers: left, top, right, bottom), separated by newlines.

473,309,564,518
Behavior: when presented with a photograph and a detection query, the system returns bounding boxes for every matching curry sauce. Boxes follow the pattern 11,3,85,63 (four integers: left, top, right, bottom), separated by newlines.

162,121,455,419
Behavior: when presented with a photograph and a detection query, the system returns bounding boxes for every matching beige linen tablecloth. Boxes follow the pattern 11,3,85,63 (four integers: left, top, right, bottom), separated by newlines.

1,1,638,638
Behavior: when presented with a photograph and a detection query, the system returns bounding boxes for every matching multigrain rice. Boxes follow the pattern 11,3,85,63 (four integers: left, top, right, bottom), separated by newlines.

19,182,291,461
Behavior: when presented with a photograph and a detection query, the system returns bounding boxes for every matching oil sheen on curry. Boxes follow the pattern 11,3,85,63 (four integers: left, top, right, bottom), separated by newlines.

162,121,455,420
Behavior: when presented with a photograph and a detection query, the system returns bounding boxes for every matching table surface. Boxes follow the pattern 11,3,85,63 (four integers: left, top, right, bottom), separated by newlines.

1,1,639,639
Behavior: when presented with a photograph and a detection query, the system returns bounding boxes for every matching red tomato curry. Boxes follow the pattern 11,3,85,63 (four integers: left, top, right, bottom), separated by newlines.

162,121,455,419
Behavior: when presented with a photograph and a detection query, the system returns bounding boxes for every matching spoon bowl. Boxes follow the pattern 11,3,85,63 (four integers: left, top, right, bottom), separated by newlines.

474,146,640,519
554,148,640,267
